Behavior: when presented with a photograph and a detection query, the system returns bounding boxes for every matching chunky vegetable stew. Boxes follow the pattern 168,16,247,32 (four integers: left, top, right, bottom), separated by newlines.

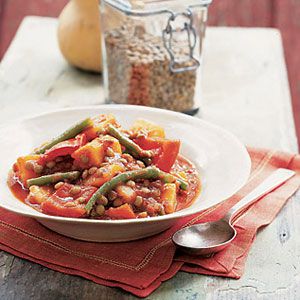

8,115,201,219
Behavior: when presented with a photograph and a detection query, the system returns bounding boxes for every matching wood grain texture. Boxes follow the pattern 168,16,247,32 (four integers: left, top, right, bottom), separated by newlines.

0,17,299,300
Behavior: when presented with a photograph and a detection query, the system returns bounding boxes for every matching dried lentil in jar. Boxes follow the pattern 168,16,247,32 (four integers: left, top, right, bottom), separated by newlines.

105,27,197,112
100,0,213,114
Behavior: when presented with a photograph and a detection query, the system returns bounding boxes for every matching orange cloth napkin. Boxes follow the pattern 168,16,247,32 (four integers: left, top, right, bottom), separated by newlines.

0,148,300,297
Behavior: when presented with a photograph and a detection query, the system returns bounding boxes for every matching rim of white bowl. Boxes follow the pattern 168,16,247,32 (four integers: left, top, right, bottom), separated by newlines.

0,105,251,224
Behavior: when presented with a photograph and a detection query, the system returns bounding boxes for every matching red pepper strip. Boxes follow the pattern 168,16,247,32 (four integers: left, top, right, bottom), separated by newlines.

39,133,87,163
134,137,180,172
41,183,97,218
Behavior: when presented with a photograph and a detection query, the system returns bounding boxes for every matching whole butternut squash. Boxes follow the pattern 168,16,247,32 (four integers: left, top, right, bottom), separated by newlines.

57,0,102,73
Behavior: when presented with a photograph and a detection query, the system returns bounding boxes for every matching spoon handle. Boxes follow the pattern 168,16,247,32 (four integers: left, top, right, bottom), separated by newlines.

224,168,295,224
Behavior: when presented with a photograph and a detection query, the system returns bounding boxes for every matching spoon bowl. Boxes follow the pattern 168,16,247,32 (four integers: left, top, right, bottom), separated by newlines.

173,220,236,256
172,168,295,256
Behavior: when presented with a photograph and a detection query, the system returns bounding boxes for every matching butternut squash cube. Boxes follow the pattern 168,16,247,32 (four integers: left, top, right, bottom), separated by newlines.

131,119,165,138
83,114,119,140
16,155,41,185
83,164,125,187
161,183,177,214
72,135,121,169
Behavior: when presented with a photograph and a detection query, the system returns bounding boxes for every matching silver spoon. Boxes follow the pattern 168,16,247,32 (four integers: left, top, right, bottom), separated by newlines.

172,168,295,256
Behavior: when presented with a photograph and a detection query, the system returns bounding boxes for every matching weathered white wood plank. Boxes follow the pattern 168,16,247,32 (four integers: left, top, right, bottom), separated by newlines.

0,16,299,300
202,27,298,153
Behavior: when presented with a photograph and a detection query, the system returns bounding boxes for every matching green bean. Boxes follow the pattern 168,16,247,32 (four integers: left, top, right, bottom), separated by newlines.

158,171,189,190
85,166,188,212
34,118,92,154
27,171,80,187
107,125,153,159
85,167,161,212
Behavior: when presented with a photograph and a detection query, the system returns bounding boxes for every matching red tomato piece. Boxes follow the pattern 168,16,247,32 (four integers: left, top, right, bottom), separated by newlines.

53,183,97,202
134,137,180,172
41,183,97,218
41,201,86,218
39,133,87,163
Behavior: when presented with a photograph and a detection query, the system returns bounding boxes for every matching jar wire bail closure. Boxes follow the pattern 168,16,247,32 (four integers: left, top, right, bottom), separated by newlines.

162,9,200,73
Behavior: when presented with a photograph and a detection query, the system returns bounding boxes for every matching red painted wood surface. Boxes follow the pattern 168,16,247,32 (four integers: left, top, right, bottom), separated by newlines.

0,0,299,148
0,0,68,57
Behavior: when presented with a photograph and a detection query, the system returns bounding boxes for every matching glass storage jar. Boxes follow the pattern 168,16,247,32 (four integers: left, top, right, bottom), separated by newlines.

100,0,212,114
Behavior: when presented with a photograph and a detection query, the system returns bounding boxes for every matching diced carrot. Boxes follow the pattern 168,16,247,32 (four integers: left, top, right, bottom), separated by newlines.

106,203,136,219
131,119,165,138
72,135,121,169
83,164,125,187
83,114,119,140
161,183,177,214
16,155,41,185
116,185,136,204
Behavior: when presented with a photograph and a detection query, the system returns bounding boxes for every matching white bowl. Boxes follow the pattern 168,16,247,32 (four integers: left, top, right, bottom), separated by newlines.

0,105,251,242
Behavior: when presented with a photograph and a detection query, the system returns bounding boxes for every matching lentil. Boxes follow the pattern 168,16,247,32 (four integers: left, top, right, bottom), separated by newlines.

137,160,145,168
46,161,56,169
77,197,86,204
33,164,43,174
122,153,134,162
88,167,97,175
151,188,161,197
54,182,64,189
69,186,81,195
105,26,197,112
126,180,135,188
96,204,105,216
82,170,88,179
113,198,123,207
134,196,143,208
137,212,148,218
140,187,150,194
97,195,108,206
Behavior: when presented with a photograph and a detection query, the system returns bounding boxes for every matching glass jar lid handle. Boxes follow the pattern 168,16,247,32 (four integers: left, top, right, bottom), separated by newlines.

162,9,200,73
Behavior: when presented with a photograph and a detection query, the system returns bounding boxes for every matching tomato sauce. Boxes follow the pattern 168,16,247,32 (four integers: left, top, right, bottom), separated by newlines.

172,156,201,211
8,156,201,217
